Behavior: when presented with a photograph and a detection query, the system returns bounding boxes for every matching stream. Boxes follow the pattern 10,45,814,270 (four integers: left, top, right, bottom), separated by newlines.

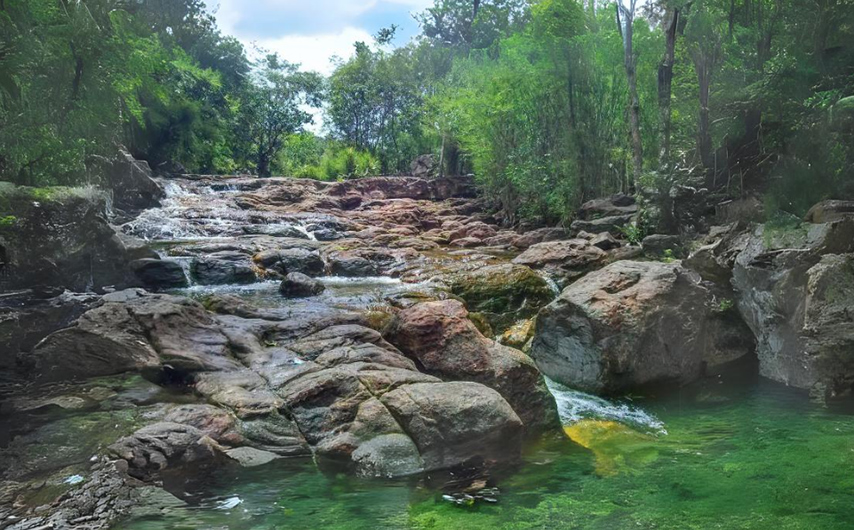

110,179,854,529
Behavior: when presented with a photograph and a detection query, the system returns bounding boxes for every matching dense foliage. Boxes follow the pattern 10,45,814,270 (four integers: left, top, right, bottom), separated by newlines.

1,0,853,222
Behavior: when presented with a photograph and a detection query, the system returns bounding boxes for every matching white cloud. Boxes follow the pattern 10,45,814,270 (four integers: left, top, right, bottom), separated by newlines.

256,27,374,75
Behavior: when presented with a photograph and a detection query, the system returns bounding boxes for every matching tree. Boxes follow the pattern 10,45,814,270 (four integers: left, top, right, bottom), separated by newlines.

684,3,722,179
657,4,680,169
237,55,322,177
616,0,643,190
327,41,427,173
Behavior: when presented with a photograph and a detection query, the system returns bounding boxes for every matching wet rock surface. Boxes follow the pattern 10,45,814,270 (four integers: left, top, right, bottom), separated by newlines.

530,260,756,394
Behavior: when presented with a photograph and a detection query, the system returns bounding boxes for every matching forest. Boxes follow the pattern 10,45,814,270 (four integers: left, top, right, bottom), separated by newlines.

3,0,852,225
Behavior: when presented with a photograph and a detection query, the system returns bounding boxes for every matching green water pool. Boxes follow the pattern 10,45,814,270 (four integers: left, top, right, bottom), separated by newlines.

121,375,854,530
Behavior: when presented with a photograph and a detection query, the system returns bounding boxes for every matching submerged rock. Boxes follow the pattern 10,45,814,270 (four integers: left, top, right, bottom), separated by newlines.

530,260,755,394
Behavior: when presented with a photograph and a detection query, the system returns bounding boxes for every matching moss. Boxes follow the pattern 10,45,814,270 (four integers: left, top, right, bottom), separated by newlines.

762,216,810,249
446,264,553,333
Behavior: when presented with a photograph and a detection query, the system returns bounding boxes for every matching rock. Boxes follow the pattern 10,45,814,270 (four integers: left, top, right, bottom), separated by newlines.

512,227,568,249
162,404,243,446
442,263,554,331
225,447,281,467
386,300,559,433
831,95,854,131
732,220,854,394
108,422,228,481
570,214,635,237
327,252,378,277
0,292,99,368
279,272,326,298
530,260,756,394
130,259,189,289
105,149,165,213
499,319,536,351
449,236,483,248
513,239,618,285
253,248,325,277
191,251,257,285
380,382,524,471
578,194,637,220
590,232,620,251
715,197,764,224
0,184,135,291
411,154,438,179
684,223,751,283
641,234,682,257
29,291,239,381
805,200,854,223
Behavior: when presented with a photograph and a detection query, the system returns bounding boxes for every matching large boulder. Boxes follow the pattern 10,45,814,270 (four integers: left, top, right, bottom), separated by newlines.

530,260,756,394
386,300,559,433
805,200,854,224
732,219,854,394
379,382,524,471
411,154,439,179
0,184,139,291
0,291,99,369
130,258,189,289
104,149,165,214
253,247,325,277
29,290,238,381
577,193,637,220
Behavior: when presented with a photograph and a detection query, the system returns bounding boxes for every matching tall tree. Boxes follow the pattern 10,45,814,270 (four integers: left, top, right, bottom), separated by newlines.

685,4,722,179
616,0,643,190
657,5,680,169
237,54,322,177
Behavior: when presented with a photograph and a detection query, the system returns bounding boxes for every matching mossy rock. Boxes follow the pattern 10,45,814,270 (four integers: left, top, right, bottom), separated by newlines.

444,264,554,331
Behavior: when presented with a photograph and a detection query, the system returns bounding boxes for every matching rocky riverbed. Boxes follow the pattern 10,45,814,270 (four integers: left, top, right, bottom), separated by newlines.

2,168,854,529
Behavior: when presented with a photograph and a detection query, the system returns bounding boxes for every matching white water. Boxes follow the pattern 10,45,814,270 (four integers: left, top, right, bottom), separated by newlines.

546,378,667,435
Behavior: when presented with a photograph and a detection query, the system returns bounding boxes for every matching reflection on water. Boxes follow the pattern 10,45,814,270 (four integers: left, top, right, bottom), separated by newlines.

122,379,854,530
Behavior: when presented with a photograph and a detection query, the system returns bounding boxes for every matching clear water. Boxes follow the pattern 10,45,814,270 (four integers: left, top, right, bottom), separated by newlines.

121,377,854,530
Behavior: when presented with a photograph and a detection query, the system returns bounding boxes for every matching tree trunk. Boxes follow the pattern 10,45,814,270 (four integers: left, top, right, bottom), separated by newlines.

257,146,271,178
658,8,679,170
694,52,714,180
617,2,643,192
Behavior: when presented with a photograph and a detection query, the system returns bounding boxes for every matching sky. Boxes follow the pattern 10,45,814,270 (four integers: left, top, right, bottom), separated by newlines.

212,0,434,76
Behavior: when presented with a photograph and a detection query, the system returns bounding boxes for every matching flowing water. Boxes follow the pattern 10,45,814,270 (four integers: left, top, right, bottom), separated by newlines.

120,180,854,529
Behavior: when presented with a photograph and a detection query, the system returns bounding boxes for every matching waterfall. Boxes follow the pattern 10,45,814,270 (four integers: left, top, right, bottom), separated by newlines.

546,378,667,435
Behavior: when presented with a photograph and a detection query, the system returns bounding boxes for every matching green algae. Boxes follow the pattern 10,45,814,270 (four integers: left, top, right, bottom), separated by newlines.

120,379,854,530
